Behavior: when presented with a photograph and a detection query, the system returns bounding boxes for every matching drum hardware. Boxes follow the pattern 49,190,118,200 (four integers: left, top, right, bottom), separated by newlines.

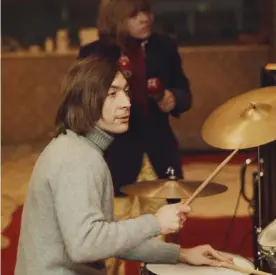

120,168,228,199
201,85,276,274
201,86,276,150
257,219,276,274
241,150,276,273
128,85,276,274
241,155,264,269
120,162,229,245
140,252,272,275
164,167,183,245
120,166,228,244
122,86,276,203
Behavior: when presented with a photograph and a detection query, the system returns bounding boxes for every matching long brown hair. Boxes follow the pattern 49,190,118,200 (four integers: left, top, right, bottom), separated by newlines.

55,56,121,136
97,0,152,49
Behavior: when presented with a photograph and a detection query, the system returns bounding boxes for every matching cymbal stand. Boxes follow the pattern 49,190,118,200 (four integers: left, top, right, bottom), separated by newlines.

165,167,181,244
241,147,264,270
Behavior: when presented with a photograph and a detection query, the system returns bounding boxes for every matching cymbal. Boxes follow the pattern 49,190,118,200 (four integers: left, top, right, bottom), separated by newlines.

120,179,228,199
202,86,276,149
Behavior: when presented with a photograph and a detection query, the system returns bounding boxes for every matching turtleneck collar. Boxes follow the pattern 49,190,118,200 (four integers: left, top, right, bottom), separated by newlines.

86,126,114,153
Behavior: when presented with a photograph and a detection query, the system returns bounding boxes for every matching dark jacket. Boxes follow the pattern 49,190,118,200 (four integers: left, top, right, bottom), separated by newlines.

78,33,192,196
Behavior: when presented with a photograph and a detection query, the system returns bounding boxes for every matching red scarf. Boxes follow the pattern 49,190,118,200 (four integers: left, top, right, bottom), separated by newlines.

125,44,148,115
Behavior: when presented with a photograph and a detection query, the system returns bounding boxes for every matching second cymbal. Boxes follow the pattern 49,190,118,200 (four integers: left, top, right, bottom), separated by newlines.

120,179,228,199
202,86,276,150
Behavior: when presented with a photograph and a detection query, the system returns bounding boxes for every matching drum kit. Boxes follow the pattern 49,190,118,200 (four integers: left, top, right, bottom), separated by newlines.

143,253,256,275
120,86,276,275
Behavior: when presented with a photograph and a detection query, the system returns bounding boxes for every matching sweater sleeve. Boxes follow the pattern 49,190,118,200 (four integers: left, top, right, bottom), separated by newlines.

119,239,180,264
51,157,161,263
164,39,192,118
78,44,92,59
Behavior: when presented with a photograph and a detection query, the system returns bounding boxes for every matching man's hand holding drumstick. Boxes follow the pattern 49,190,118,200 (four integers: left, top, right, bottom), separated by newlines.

175,149,238,266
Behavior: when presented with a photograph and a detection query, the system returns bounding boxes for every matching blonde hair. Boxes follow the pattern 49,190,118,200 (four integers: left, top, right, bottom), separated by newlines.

97,0,152,49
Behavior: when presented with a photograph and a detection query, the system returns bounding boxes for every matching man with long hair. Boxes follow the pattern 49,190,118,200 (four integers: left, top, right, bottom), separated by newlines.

15,56,231,275
79,0,190,195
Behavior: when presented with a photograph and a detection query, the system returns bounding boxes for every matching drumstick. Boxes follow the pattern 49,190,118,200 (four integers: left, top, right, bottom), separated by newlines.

182,148,239,206
221,262,272,275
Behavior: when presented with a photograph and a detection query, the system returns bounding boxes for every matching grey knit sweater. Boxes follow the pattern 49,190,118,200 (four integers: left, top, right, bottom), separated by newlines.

15,127,180,275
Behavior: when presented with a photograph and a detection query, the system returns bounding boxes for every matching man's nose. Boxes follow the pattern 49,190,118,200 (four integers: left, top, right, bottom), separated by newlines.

138,12,150,23
118,91,131,108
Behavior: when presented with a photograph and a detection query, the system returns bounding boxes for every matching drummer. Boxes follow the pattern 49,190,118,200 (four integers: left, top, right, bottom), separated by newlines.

15,56,232,275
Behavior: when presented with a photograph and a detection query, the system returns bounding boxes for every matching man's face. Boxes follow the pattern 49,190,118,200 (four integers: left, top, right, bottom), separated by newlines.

97,72,131,134
127,11,153,40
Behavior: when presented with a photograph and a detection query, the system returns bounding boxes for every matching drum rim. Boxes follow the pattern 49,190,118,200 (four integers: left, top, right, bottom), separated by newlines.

146,252,254,272
219,251,254,268
258,219,276,250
